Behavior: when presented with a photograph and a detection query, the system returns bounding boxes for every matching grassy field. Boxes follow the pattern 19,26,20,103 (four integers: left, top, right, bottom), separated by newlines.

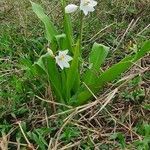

0,0,150,149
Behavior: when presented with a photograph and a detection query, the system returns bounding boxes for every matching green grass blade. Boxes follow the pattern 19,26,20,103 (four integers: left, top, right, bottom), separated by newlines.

66,41,80,102
61,0,74,52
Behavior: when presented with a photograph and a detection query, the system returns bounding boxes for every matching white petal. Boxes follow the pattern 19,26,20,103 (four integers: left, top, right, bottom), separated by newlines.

58,61,64,70
65,4,78,14
55,56,59,64
80,5,89,15
55,50,72,69
58,51,63,56
65,55,73,62
80,0,97,15
86,6,95,12
62,61,70,68
91,0,97,6
59,50,68,56
55,57,64,69
80,5,95,15
83,9,89,15
63,50,69,55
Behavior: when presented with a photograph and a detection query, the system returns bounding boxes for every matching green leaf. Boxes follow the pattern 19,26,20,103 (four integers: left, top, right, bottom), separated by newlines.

110,132,126,149
134,40,150,61
34,54,47,74
55,33,68,50
143,104,150,110
76,40,150,105
66,41,80,102
28,132,46,150
83,43,109,85
31,1,57,48
34,53,63,102
55,33,73,101
94,40,150,88
35,130,48,147
61,0,74,52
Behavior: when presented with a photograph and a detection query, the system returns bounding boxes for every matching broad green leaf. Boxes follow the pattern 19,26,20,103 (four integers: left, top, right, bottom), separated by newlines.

34,54,47,74
42,54,63,101
134,40,150,61
34,53,63,101
31,2,57,49
94,40,150,88
76,40,150,105
66,40,80,102
83,43,109,85
60,70,67,102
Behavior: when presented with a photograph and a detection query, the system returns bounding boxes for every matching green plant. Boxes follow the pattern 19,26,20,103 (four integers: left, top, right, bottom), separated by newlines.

110,132,126,149
31,0,150,106
134,123,150,150
121,76,145,104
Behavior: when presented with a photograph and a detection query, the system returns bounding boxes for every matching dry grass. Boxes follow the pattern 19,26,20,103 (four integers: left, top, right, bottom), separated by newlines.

1,63,149,149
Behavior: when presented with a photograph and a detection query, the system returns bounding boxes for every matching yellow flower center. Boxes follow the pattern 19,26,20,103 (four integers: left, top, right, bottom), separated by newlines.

59,55,65,61
83,0,90,6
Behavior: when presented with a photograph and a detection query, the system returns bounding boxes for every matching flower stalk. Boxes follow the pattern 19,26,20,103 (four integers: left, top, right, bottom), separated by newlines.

79,12,84,52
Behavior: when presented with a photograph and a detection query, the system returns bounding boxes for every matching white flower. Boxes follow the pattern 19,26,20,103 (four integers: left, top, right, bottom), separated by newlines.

65,0,97,15
65,4,78,14
80,0,97,15
55,50,73,70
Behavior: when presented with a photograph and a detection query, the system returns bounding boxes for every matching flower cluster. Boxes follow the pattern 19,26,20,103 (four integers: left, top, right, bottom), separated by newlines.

65,0,97,15
48,0,98,70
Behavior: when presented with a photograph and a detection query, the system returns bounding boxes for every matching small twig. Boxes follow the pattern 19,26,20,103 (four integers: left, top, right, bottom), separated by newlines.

128,105,133,141
17,121,30,145
114,19,135,51
83,82,97,99
89,88,118,120
107,112,142,141
8,141,27,147
85,23,115,43
48,138,53,150
44,108,50,128
59,141,81,150
17,121,35,149
137,24,150,35
53,112,76,150
71,121,100,134
36,95,72,109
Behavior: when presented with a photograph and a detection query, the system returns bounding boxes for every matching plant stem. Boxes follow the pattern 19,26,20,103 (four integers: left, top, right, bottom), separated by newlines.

79,12,84,52
61,0,74,52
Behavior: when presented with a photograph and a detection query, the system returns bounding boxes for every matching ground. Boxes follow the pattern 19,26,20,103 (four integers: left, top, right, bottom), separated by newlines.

0,0,150,149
